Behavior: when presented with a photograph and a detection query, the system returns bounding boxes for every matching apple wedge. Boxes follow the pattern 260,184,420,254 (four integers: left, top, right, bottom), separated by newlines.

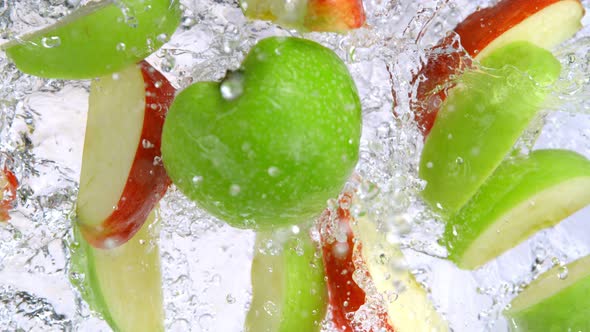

412,0,584,135
504,254,590,331
245,230,328,332
420,41,561,215
77,62,173,249
443,149,590,270
351,216,449,332
70,209,164,332
239,0,365,32
3,0,181,79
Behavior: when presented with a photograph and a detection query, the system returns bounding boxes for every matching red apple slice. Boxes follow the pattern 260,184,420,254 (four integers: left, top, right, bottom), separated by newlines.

411,0,584,136
239,0,365,32
321,193,447,331
0,166,18,221
320,193,393,332
76,61,174,249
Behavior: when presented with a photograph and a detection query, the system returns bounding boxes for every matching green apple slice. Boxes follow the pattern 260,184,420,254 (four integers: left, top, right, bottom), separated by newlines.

504,254,590,331
351,216,449,331
443,149,590,270
419,41,561,215
70,209,164,332
245,230,328,332
3,0,181,79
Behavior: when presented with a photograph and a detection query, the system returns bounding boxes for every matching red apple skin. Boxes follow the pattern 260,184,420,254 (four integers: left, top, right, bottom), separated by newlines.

411,0,580,136
0,167,18,222
305,0,366,32
80,62,174,249
321,193,393,332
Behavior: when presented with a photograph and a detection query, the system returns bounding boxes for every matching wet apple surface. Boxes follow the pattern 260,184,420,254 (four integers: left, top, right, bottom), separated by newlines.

0,0,589,331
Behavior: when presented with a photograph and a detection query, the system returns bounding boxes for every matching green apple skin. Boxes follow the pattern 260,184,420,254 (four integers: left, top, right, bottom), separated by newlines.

442,149,590,270
245,230,328,332
419,41,561,215
161,37,361,230
505,255,590,332
70,210,164,332
4,0,181,79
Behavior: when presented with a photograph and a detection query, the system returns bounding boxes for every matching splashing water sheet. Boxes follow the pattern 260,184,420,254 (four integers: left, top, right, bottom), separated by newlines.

0,0,589,331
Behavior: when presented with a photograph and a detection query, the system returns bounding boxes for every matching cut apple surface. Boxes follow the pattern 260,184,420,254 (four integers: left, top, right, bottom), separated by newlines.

245,230,328,332
505,254,590,331
239,0,365,32
412,0,584,136
77,62,173,249
420,41,560,215
351,216,449,332
443,149,590,270
3,0,181,79
71,209,164,332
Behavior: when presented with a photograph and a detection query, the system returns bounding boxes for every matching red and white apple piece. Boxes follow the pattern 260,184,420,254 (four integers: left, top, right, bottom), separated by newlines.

239,0,365,32
320,193,448,332
505,254,590,331
411,0,584,136
71,208,164,332
3,0,181,79
320,193,393,332
76,61,174,249
0,166,18,222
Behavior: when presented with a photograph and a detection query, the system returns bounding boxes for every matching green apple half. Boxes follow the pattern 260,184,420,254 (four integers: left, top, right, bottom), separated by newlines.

3,0,181,79
442,149,590,270
245,230,328,332
70,209,164,332
351,216,449,331
162,36,362,229
504,254,590,332
419,41,561,215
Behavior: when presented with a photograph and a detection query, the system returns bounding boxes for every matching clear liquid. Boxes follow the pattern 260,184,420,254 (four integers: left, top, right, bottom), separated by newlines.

0,0,589,331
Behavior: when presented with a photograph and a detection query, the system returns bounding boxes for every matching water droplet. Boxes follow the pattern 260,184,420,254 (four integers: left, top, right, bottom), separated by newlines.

154,81,163,88
226,294,236,304
557,266,568,280
267,166,280,177
192,176,203,184
41,36,61,48
139,239,146,245
112,73,120,80
263,300,278,316
142,139,154,149
220,70,244,100
426,161,434,168
291,225,300,234
116,42,126,52
455,157,464,165
156,33,168,43
229,184,241,196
